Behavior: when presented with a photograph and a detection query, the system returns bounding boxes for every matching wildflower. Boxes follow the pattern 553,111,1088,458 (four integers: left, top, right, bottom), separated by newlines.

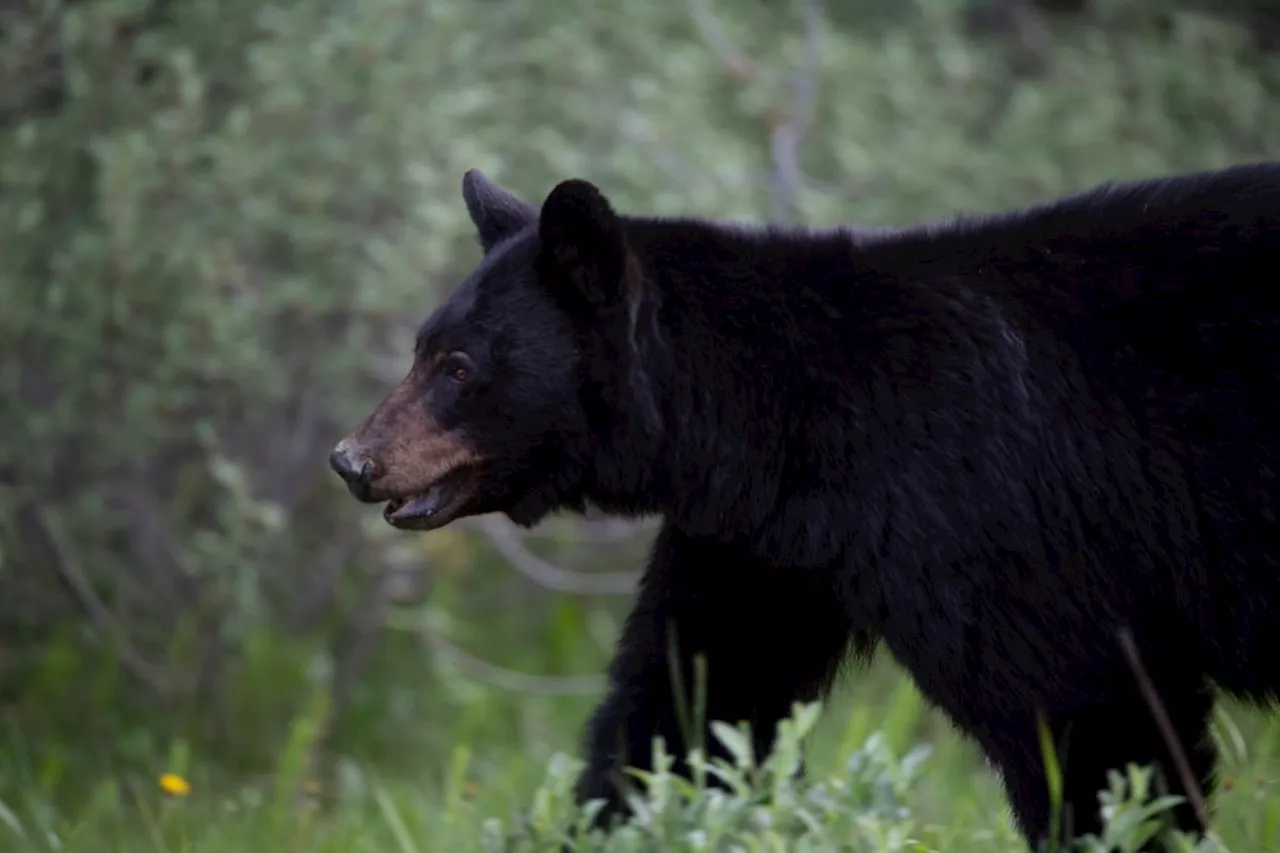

159,773,191,797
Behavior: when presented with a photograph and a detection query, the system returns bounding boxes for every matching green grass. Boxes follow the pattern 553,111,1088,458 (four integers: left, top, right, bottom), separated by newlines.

3,652,1280,853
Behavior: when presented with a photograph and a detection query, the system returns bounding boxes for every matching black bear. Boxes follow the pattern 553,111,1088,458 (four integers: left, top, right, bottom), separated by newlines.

330,162,1280,849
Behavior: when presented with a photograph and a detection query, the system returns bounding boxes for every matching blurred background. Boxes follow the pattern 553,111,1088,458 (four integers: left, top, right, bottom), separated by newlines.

4,0,1280,850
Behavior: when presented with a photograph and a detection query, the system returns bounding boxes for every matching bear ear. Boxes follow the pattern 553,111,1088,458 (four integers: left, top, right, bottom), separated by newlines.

537,178,629,309
462,169,537,252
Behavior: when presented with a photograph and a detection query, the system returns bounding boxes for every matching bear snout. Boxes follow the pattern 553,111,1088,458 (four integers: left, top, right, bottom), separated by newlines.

328,439,376,500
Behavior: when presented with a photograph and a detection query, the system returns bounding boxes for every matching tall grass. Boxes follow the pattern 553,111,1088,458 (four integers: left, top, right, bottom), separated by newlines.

3,654,1279,852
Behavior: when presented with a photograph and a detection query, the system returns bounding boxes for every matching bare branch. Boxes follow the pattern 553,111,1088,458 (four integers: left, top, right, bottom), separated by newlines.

468,515,641,596
461,513,657,546
615,117,722,193
684,0,828,222
568,516,660,544
768,0,824,224
616,112,853,204
688,0,757,78
417,624,606,695
32,506,173,696
1116,627,1213,832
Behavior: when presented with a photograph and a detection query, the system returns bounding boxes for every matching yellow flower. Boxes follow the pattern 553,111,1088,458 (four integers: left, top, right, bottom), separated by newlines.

159,773,191,797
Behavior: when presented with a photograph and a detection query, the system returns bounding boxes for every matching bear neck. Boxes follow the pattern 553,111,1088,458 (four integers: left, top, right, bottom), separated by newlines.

579,216,886,565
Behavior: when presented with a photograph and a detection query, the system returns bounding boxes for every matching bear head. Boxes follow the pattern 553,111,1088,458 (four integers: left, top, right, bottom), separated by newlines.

328,170,660,532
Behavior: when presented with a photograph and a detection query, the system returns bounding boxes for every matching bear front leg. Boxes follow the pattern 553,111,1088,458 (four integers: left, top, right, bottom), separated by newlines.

574,521,850,825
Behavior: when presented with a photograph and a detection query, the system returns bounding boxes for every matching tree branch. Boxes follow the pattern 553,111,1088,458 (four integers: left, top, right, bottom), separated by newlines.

462,513,657,546
569,515,660,544
685,0,827,223
768,0,824,224
465,515,640,597
1116,627,1213,832
417,625,606,695
32,505,173,697
688,0,757,79
616,114,852,203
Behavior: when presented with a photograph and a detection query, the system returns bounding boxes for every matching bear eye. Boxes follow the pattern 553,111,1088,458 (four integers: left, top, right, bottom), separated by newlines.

443,352,474,384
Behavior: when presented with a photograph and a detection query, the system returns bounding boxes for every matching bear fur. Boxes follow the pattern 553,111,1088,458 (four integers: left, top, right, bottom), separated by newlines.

330,162,1280,849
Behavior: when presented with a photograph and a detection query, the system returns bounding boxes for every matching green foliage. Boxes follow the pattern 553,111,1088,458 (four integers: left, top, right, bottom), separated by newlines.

1,701,1275,852
5,0,1280,850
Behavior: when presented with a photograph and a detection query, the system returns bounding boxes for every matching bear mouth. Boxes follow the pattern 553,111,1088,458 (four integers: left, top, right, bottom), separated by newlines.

382,464,477,531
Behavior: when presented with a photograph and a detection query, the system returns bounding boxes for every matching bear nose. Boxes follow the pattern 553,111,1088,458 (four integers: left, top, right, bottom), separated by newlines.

329,442,373,494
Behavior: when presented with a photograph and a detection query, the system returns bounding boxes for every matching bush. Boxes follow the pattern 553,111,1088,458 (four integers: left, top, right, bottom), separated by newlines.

4,0,1280,833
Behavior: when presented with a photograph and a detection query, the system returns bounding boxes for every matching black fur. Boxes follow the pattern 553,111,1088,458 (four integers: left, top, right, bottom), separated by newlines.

399,165,1280,848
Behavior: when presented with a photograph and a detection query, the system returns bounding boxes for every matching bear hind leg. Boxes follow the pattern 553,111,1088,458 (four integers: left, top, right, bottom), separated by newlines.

990,685,1216,851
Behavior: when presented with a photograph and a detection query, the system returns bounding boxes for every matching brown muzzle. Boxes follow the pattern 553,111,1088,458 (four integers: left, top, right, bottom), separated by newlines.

328,369,478,505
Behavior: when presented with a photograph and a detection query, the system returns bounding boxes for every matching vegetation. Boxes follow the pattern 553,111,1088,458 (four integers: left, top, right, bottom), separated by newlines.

4,0,1280,849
